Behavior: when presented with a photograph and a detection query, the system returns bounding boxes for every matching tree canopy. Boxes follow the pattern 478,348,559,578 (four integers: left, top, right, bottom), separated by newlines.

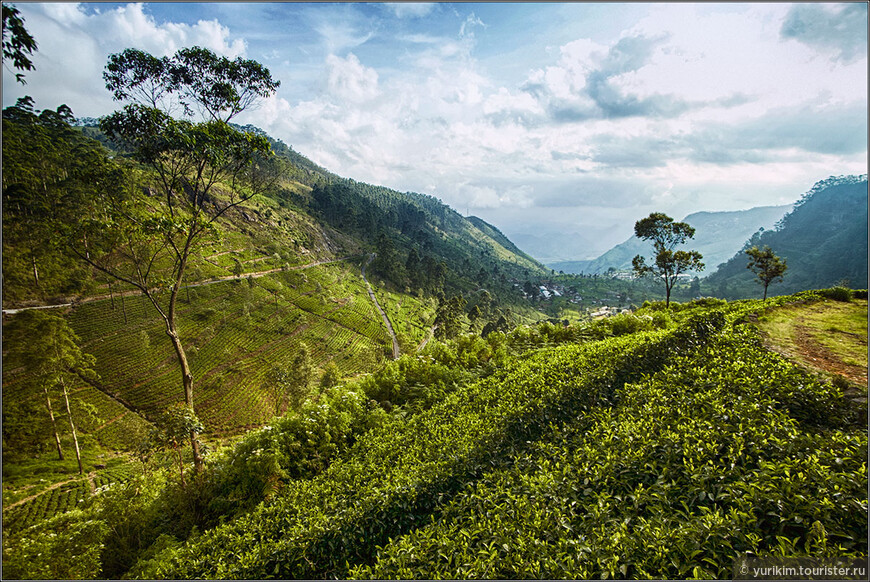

2,3,37,84
104,46,280,122
745,245,787,300
632,212,704,307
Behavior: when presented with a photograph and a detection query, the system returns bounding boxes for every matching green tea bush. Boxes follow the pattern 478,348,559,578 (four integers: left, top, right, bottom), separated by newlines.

819,286,853,302
360,333,512,412
137,315,734,579
15,294,863,580
351,322,866,580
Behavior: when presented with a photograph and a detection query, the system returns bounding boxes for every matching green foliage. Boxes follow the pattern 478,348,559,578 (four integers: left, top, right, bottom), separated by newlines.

358,332,510,412
746,245,788,300
268,343,315,414
113,296,863,580
2,100,113,302
632,212,705,307
146,403,204,486
2,508,109,579
2,310,98,465
2,3,38,84
434,295,467,340
707,176,867,298
319,361,341,392
819,286,853,302
104,46,280,123
352,323,865,580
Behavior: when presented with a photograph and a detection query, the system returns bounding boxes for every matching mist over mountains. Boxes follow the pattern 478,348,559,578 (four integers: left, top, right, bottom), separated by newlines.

706,174,868,296
539,204,793,276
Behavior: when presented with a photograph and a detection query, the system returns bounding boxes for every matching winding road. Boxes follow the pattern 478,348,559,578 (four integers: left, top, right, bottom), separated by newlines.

361,254,401,360
1,255,359,315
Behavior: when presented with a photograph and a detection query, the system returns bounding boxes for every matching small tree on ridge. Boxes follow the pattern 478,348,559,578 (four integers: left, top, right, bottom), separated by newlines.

745,245,787,300
632,212,704,307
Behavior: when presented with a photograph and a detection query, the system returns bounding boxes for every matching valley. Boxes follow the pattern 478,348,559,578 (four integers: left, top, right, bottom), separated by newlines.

2,14,867,579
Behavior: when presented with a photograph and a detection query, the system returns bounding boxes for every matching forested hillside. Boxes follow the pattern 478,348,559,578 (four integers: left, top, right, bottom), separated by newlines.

1,87,552,454
706,175,868,299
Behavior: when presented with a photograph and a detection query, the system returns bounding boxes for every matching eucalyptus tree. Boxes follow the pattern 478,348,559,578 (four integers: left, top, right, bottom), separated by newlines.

4,310,97,474
631,212,704,308
64,47,280,471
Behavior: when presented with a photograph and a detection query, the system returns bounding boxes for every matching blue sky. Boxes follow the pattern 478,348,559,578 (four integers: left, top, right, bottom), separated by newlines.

3,2,867,260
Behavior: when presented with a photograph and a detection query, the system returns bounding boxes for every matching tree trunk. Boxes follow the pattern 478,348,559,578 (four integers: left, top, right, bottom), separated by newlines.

176,444,186,487
166,327,202,471
43,384,64,461
109,280,116,310
60,376,84,475
169,236,204,472
30,251,40,289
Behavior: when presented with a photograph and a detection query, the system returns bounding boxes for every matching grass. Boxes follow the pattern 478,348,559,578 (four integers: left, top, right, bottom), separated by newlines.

757,298,867,385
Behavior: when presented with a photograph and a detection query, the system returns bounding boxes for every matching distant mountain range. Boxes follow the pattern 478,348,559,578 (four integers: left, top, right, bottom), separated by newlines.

547,204,792,276
706,175,868,297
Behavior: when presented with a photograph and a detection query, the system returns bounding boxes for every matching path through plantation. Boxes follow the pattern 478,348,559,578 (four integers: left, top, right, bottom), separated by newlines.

361,254,401,360
1,255,360,315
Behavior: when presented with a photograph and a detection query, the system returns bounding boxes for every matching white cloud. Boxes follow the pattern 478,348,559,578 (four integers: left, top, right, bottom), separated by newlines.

385,3,437,19
3,3,865,259
2,3,247,116
325,53,380,103
314,20,374,55
460,13,486,39
457,183,533,209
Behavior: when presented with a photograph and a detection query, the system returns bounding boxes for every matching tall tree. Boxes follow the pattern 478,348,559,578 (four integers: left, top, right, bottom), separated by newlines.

4,310,97,473
2,3,37,84
434,295,467,340
147,403,204,487
61,46,280,472
632,212,704,307
745,245,788,300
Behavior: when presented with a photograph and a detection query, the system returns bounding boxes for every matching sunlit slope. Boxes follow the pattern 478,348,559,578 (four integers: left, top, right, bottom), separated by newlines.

757,297,868,387
145,295,867,579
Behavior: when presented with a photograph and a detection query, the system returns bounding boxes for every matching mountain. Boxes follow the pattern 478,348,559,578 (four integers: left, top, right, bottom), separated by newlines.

705,175,868,297
4,107,867,582
549,204,792,276
2,108,550,452
465,216,543,269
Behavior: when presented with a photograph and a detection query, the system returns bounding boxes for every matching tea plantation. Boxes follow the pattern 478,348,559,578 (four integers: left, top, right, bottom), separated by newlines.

6,292,861,579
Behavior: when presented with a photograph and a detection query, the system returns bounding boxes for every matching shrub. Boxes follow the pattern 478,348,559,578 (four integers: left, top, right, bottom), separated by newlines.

819,286,853,302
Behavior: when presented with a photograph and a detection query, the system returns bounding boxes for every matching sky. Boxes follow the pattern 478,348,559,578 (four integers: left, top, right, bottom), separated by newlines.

3,2,867,260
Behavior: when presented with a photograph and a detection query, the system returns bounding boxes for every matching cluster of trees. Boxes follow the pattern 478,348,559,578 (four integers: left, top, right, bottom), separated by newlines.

631,212,790,304
2,98,117,302
3,311,97,473
4,4,283,475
